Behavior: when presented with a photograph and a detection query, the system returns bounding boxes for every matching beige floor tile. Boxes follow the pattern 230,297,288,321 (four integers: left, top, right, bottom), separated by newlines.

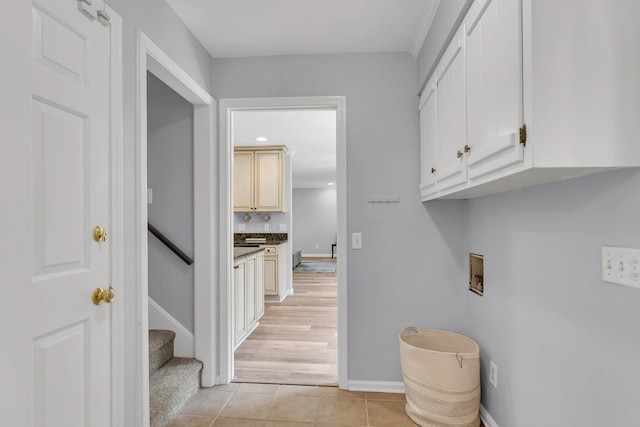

180,390,234,417
213,418,266,427
264,422,314,427
366,400,417,427
275,385,322,398
237,383,280,396
220,392,276,420
166,415,216,427
365,392,406,401
212,383,241,392
317,387,365,399
316,397,367,425
267,395,320,423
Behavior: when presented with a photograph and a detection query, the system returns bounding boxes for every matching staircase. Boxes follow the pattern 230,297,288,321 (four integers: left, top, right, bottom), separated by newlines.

149,330,202,427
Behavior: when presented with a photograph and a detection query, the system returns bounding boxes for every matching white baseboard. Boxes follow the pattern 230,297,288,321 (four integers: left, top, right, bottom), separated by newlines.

301,253,333,258
480,404,499,427
347,380,405,394
148,297,195,358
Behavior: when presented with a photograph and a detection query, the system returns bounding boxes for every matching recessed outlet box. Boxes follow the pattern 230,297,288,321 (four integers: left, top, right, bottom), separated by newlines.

469,253,484,296
489,361,498,388
602,246,640,290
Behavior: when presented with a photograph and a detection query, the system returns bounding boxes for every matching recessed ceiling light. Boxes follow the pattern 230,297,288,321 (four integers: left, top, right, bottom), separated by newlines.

328,182,335,186
256,137,268,142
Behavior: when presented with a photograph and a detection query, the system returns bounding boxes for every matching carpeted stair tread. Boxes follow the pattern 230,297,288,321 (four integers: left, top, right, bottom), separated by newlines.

149,330,176,376
149,357,202,427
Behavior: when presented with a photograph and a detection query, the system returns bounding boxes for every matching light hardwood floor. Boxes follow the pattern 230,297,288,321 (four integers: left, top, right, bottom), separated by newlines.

234,257,338,386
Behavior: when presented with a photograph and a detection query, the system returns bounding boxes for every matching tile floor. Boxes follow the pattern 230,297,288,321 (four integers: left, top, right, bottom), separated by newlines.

166,383,420,427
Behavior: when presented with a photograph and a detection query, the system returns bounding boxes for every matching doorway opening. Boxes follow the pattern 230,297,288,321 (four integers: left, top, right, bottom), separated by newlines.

219,97,348,389
136,32,216,426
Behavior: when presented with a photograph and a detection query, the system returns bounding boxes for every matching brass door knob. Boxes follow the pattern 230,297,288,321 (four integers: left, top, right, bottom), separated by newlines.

93,226,107,242
464,144,471,153
93,287,116,305
456,150,463,159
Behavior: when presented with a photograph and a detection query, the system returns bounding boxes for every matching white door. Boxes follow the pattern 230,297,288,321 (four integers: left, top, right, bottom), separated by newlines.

1,0,117,425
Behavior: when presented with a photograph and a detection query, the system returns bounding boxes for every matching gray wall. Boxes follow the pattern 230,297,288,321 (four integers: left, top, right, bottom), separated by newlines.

103,0,214,423
147,72,195,332
292,188,337,255
464,169,640,426
416,0,471,93
214,52,467,381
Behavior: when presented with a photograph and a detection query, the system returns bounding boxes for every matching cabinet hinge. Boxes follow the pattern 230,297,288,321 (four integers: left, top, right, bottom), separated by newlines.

519,125,527,146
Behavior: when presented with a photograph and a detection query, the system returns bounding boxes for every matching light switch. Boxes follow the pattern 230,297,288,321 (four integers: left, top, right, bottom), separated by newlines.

602,245,640,290
147,188,153,204
352,232,362,250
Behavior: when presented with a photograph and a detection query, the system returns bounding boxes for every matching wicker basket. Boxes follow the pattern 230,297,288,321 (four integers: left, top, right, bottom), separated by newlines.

399,326,481,427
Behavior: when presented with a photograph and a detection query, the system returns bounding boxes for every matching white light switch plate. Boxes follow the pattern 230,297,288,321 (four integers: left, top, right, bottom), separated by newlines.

602,246,640,289
352,232,362,250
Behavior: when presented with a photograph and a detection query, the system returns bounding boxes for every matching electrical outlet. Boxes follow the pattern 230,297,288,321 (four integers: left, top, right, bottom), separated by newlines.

279,224,286,231
602,246,640,289
238,224,245,232
264,224,270,231
489,361,498,389
315,243,319,249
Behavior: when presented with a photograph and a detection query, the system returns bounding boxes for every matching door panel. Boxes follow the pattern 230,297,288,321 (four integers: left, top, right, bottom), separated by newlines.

254,151,281,211
28,0,112,425
419,75,438,199
233,151,254,211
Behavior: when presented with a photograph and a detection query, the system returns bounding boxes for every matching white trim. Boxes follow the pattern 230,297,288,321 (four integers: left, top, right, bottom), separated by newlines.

107,7,124,427
410,0,442,57
481,404,500,427
300,253,334,258
136,31,217,427
219,96,348,388
347,380,405,394
148,298,195,357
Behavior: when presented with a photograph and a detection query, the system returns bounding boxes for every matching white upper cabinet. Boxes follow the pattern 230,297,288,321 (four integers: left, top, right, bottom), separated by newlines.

435,25,468,191
420,0,640,201
419,74,438,199
465,0,523,181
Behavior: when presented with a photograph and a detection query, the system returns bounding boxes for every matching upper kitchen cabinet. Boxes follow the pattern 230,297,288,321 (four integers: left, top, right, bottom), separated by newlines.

419,0,640,201
234,146,288,212
419,74,438,199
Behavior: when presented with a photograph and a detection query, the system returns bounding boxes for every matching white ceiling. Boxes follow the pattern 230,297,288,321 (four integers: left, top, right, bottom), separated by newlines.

167,0,440,187
233,110,337,188
166,0,440,58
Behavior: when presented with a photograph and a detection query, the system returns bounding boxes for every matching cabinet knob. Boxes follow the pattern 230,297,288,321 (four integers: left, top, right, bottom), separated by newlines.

431,167,436,174
456,150,463,159
464,144,471,153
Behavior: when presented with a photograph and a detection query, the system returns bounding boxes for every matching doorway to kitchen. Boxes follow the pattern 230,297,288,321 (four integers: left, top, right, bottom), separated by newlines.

219,97,347,388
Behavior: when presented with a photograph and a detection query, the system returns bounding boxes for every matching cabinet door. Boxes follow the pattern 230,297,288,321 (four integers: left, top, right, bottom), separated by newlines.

254,151,282,212
255,252,265,319
436,25,468,191
465,0,523,179
263,256,278,295
234,259,247,344
246,255,257,330
234,151,254,212
419,75,438,200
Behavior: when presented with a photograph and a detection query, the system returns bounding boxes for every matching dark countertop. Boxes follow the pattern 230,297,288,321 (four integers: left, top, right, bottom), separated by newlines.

234,246,265,260
234,233,288,245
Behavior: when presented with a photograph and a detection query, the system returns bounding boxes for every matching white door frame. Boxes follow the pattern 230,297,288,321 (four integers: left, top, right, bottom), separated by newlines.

219,96,348,388
136,32,217,426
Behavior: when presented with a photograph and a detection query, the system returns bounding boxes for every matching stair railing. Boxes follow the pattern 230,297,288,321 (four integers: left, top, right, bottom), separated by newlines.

148,223,194,266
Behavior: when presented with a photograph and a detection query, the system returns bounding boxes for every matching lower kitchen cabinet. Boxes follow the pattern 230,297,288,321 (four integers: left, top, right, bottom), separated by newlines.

262,242,289,303
233,249,265,349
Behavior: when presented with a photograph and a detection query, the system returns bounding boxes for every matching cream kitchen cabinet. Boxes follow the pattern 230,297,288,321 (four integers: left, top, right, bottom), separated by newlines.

234,146,287,212
233,248,265,349
262,242,289,303
419,0,640,201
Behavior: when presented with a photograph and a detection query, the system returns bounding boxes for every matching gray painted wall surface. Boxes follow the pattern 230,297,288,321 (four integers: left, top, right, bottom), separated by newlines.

416,0,471,93
292,188,337,255
464,169,640,426
214,53,467,381
147,72,195,332
103,0,214,423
